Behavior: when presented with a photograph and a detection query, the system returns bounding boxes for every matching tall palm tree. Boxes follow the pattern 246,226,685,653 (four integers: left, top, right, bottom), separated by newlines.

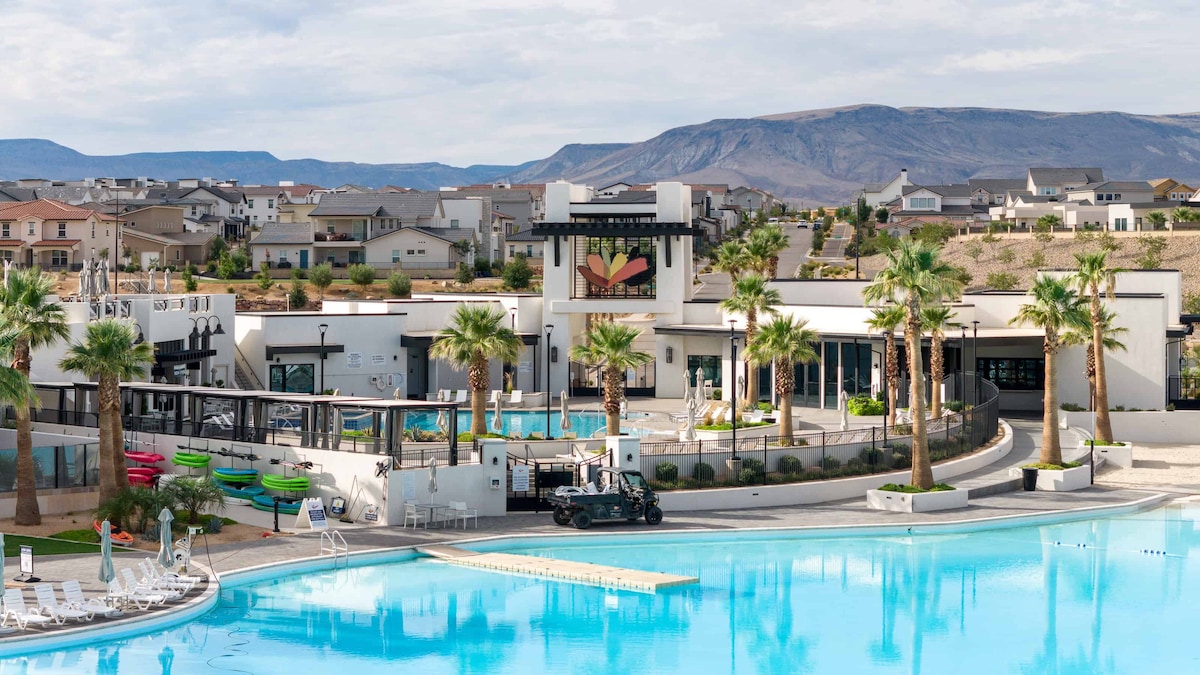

429,304,522,437
746,224,790,278
569,322,652,436
863,239,964,489
866,305,906,426
711,241,750,282
720,274,782,409
59,320,155,502
1146,211,1167,231
1071,252,1120,443
1170,206,1197,226
744,315,819,443
1,267,69,525
1062,307,1127,413
920,305,960,419
1010,276,1089,466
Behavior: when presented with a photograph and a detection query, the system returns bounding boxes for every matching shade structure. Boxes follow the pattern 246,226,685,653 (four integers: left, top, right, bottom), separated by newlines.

0,532,4,586
559,390,572,432
427,457,438,495
99,519,116,598
157,508,175,569
491,394,503,434
683,396,698,441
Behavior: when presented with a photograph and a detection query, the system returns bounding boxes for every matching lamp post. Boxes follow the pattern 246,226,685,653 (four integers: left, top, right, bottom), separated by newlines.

114,190,120,297
971,320,980,406
544,323,554,439
880,330,889,450
318,323,329,395
960,326,967,404
729,320,740,462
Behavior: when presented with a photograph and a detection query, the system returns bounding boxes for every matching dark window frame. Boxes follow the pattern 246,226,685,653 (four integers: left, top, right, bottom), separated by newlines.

977,357,1044,391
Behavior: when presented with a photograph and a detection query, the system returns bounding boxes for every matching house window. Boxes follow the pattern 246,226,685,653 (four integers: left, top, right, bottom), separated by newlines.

267,199,274,209
451,219,459,227
27,222,35,235
51,250,68,267
526,244,533,257
977,357,1043,391
92,223,95,237
279,250,288,262
0,251,12,262
406,249,415,256
175,250,181,260
270,364,314,394
248,199,255,208
909,197,935,209
267,215,273,221
1040,187,1057,196
191,206,197,216
508,245,515,257
687,355,722,388
1,224,8,238
392,249,400,263
1114,194,1121,201
252,215,258,222
1114,218,1128,231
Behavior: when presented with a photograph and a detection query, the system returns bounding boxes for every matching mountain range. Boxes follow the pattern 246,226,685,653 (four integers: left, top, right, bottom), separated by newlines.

5,105,1200,202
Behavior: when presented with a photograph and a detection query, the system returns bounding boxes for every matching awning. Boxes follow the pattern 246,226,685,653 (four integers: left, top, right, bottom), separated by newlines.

32,239,81,247
401,332,539,348
265,343,345,360
155,348,218,364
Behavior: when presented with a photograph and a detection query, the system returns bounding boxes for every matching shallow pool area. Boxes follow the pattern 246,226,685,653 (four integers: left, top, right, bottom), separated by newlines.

4,503,1199,674
398,409,653,438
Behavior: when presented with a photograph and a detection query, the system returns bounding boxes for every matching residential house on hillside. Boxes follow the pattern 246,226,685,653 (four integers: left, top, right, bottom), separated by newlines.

880,184,984,233
1150,178,1196,202
1026,167,1104,196
242,186,285,226
506,226,544,264
120,205,217,267
442,184,542,229
968,178,1024,206
0,199,113,269
1064,181,1155,205
440,194,499,262
0,187,39,202
856,169,912,208
249,223,314,270
144,185,248,239
729,186,781,217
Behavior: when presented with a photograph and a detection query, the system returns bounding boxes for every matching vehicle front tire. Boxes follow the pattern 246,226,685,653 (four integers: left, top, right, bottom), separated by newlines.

553,507,572,526
572,510,593,529
644,505,663,525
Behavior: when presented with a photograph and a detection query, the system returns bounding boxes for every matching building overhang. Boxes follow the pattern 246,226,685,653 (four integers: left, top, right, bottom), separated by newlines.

155,348,218,364
531,222,702,237
265,344,346,360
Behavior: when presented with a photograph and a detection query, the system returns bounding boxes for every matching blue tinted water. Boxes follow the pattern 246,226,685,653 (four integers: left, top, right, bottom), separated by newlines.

5,504,1198,674
399,409,652,438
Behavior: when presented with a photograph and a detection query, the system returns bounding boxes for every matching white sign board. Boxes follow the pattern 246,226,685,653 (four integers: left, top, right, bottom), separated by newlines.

363,505,380,522
518,361,532,373
19,544,34,575
347,352,363,369
511,464,531,492
371,354,387,367
401,471,417,501
294,497,329,531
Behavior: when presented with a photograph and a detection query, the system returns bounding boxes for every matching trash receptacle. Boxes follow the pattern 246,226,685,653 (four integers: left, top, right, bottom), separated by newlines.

1021,467,1038,492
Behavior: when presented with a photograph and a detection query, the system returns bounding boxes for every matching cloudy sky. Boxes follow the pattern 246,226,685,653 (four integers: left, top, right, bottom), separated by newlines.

3,0,1197,166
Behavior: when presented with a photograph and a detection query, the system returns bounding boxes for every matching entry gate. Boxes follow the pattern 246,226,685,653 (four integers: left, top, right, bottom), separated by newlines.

506,450,609,512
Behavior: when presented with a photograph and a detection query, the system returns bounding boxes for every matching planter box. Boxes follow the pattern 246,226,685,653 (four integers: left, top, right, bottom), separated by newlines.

694,423,779,442
1085,441,1132,469
1035,465,1091,491
866,488,968,513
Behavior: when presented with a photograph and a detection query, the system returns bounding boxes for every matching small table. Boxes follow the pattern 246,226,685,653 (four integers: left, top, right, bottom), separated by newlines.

412,503,450,528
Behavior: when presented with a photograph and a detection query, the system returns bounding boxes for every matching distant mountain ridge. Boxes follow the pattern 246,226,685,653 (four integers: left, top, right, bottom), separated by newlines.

5,106,1200,201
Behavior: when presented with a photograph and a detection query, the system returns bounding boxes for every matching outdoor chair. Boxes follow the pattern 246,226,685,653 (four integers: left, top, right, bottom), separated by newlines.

118,569,178,604
144,557,203,585
453,390,468,404
61,580,123,618
508,390,524,406
33,583,92,624
447,500,479,529
403,503,428,529
439,389,452,402
489,390,502,404
743,409,765,424
2,589,55,630
139,560,196,593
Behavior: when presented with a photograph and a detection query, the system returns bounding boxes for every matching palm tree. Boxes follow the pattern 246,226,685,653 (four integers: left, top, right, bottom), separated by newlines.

1146,211,1167,231
1071,252,1120,443
866,305,906,426
863,239,964,489
1,267,69,525
920,305,960,419
720,274,782,409
746,224,790,278
1062,307,1127,414
59,320,155,503
744,315,819,443
1170,206,1197,226
429,304,522,437
1010,276,1089,466
711,240,750,282
569,322,652,436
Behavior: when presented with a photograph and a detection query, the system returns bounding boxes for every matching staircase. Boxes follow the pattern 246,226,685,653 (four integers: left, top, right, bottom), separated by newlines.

233,344,265,390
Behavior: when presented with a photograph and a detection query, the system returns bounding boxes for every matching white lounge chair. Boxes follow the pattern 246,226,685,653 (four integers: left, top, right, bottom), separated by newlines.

122,567,184,601
61,580,123,618
453,390,468,404
143,558,202,585
139,560,196,593
439,389,452,402
489,390,502,404
33,583,92,624
2,588,55,629
508,390,523,407
743,409,765,423
447,500,478,529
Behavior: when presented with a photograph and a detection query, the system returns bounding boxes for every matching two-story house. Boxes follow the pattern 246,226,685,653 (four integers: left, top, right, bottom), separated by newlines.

242,186,285,227
0,199,113,270
968,178,1025,207
1064,181,1156,205
881,184,981,234
1026,168,1105,197
120,205,217,267
856,169,912,208
1150,178,1196,202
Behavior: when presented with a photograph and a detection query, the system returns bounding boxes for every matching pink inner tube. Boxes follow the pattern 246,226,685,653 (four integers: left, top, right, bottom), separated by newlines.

128,466,164,475
126,451,166,463
128,474,156,485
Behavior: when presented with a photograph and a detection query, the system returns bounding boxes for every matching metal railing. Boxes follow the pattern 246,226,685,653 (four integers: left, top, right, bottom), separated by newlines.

0,443,101,493
641,377,1000,490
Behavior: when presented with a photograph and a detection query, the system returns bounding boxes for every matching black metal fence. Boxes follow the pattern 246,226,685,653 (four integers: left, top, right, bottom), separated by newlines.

1168,376,1200,409
641,377,1000,490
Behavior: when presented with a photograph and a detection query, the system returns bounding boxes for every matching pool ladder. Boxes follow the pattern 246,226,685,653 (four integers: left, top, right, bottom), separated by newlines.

320,531,349,566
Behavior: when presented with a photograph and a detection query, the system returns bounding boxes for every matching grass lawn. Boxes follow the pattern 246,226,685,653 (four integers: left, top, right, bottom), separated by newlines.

2,533,116,557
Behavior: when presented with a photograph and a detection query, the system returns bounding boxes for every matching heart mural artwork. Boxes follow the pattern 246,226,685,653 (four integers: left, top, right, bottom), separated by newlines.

577,248,650,288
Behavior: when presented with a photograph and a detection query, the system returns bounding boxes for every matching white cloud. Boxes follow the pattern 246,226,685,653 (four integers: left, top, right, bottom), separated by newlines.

0,0,1195,167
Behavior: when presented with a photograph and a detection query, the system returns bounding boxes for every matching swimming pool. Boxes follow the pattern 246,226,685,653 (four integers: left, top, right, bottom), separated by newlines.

395,409,652,438
4,502,1195,673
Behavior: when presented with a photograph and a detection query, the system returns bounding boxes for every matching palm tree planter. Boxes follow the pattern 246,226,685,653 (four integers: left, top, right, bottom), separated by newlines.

1083,440,1133,469
693,421,779,442
866,486,968,513
1013,463,1091,491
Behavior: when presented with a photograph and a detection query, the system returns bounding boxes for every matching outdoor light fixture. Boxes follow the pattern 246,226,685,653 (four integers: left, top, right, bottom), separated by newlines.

492,456,499,466
626,453,633,462
665,346,673,364
545,324,554,439
318,323,329,395
550,346,558,363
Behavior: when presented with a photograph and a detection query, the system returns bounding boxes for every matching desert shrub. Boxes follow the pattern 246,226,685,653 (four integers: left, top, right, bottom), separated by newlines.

997,247,1016,264
945,400,965,412
308,263,333,297
692,462,715,482
217,251,237,280
182,266,198,292
778,455,802,474
891,452,911,469
1027,250,1046,269
965,242,982,260
1075,229,1095,243
1097,231,1121,252
1135,235,1167,269
386,271,412,298
912,222,954,245
1060,402,1086,412
981,230,1000,244
820,456,841,471
255,262,274,290
455,262,474,285
847,394,884,416
502,254,534,290
205,516,224,534
287,279,308,309
986,272,1019,290
1185,293,1200,315
655,462,679,483
859,447,887,466
347,263,376,291
95,488,143,533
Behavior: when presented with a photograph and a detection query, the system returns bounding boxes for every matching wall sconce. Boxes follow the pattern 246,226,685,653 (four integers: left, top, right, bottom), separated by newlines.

492,456,499,466
625,453,633,462
393,355,398,361
551,346,558,363
665,346,673,364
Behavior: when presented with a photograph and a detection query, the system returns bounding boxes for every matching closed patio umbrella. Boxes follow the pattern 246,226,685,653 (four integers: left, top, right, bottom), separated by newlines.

559,390,572,432
427,457,438,496
147,267,157,293
97,259,111,295
491,393,503,434
157,508,175,569
694,370,706,408
435,407,448,435
163,269,172,293
682,370,692,406
99,519,116,600
683,397,698,441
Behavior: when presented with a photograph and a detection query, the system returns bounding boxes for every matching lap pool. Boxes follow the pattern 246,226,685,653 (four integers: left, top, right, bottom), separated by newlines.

3,502,1196,674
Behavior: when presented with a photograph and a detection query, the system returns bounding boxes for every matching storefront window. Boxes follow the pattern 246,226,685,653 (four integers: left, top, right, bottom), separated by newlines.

977,358,1043,391
270,364,315,394
686,355,721,388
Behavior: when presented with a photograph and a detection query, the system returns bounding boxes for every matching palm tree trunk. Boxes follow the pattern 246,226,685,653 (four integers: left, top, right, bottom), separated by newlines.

768,255,779,279
469,357,487,437
929,334,944,419
1042,338,1063,466
885,334,898,427
604,366,622,436
906,300,933,489
1091,295,1114,443
13,339,41,525
745,310,758,410
778,357,794,442
96,387,119,503
105,378,128,489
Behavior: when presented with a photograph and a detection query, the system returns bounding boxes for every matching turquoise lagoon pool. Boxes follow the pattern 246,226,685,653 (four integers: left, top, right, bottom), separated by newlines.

4,503,1198,674
384,409,652,438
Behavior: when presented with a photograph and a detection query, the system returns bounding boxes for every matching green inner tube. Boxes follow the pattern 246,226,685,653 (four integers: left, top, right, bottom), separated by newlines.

251,495,302,514
261,474,311,491
212,468,259,484
172,452,211,467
